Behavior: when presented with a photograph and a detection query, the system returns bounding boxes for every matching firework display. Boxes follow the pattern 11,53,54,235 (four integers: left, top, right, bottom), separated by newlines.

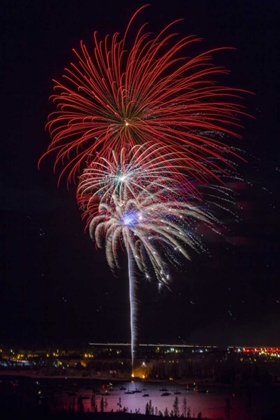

78,152,214,280
40,6,248,373
79,164,215,363
77,143,197,225
39,4,248,186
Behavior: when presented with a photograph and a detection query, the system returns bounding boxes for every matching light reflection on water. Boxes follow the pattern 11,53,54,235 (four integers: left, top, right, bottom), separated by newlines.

50,381,245,419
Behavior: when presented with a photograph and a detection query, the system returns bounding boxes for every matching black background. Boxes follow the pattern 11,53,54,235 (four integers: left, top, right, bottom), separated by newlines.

1,0,279,348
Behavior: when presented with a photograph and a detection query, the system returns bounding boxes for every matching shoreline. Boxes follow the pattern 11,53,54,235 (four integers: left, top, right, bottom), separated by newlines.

0,370,220,386
0,370,256,388
2,370,278,388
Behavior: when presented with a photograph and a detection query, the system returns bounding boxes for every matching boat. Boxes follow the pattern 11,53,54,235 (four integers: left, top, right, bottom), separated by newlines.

119,386,126,390
185,383,196,390
101,390,110,395
143,393,150,397
102,382,113,390
197,388,209,394
161,392,171,396
159,388,168,392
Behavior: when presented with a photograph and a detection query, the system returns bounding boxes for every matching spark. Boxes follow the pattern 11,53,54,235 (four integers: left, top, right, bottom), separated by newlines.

38,5,250,185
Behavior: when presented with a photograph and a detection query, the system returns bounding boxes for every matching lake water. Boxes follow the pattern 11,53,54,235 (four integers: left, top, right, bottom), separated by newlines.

2,376,280,419
35,378,280,419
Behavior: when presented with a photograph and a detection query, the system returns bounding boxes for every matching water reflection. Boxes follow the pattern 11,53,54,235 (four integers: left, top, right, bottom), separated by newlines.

2,376,280,419
47,381,244,419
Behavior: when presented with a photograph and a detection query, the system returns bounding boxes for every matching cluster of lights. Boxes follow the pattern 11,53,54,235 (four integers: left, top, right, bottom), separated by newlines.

235,347,280,354
84,353,94,358
165,347,181,354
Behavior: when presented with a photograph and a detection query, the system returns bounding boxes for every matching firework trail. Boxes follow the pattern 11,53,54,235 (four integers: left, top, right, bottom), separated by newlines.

80,181,215,368
39,4,249,185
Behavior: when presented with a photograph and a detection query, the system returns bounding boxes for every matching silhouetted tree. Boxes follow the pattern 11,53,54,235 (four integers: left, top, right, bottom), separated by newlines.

182,397,187,418
145,400,154,415
117,397,122,412
173,396,179,417
100,397,104,412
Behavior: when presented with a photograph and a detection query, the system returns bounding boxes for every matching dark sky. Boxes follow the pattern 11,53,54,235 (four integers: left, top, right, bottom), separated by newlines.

1,0,279,348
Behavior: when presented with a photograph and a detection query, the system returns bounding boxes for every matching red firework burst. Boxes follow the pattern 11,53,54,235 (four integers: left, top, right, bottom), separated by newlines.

39,5,250,184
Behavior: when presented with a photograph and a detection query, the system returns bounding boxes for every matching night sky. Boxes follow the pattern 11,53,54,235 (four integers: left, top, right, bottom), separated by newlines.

1,0,279,348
